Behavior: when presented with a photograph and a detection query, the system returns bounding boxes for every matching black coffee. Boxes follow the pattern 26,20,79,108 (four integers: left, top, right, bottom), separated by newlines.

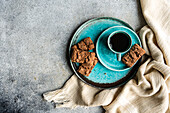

109,33,131,52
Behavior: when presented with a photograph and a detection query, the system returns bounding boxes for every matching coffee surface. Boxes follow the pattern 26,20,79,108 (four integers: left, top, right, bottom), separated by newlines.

109,33,131,52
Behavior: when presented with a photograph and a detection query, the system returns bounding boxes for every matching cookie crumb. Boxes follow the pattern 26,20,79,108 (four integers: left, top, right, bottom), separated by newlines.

34,77,36,80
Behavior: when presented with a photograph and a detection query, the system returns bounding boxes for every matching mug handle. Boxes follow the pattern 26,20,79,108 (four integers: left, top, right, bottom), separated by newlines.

117,53,121,61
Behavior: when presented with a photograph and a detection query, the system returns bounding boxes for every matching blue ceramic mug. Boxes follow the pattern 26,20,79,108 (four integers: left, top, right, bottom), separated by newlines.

107,31,132,61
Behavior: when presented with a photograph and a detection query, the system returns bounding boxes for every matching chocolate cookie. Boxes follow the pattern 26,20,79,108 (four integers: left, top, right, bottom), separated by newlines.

78,37,95,50
122,44,145,67
78,57,98,76
71,45,90,63
71,37,97,76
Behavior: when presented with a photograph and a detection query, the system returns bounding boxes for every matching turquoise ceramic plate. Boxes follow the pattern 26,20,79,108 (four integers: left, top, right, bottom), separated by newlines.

96,26,141,71
69,17,141,89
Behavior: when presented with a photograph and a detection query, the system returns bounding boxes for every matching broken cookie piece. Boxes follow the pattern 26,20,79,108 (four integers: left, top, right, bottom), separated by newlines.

77,57,98,76
122,44,145,67
85,52,96,64
71,45,96,64
78,37,95,50
71,45,79,62
71,45,90,63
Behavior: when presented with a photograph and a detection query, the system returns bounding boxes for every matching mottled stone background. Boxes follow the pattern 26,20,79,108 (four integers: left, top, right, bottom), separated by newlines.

0,0,146,112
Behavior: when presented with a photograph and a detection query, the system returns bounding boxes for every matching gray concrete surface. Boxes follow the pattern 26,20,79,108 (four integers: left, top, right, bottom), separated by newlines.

0,0,146,113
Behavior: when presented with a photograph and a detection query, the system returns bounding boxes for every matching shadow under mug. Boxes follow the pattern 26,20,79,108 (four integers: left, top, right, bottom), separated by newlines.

107,31,132,61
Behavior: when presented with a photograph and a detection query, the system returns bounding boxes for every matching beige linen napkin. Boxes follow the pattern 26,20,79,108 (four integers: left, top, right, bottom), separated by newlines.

43,0,170,112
